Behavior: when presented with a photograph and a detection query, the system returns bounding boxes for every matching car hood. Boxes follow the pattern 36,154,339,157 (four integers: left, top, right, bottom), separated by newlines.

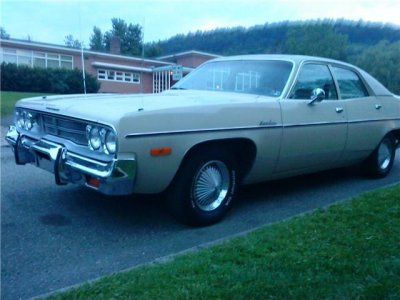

15,90,264,126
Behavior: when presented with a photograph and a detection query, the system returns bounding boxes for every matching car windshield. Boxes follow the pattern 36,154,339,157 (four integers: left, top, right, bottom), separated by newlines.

172,60,293,97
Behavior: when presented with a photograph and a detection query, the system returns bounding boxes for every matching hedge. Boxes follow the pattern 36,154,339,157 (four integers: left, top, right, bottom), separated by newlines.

1,63,100,94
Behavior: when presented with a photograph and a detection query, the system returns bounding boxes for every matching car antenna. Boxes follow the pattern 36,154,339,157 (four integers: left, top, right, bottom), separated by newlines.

78,1,87,95
139,18,145,110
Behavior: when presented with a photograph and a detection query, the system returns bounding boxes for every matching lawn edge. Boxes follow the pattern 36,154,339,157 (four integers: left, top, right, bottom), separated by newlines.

35,182,400,300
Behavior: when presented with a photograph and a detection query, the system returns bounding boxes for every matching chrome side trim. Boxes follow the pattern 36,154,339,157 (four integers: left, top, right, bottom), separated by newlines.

283,121,347,128
284,118,400,128
348,118,400,124
125,124,281,138
125,117,400,138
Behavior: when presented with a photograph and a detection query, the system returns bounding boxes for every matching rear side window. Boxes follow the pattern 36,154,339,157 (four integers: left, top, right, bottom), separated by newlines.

331,67,369,99
289,64,338,100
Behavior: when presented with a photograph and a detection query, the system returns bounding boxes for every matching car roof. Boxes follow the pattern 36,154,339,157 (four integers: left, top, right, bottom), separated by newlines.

212,54,347,66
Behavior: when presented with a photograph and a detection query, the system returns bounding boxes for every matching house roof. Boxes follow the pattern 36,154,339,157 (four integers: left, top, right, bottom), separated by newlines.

157,50,221,60
0,38,172,66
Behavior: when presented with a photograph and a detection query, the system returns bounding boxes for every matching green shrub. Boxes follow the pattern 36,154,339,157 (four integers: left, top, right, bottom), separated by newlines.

0,63,100,94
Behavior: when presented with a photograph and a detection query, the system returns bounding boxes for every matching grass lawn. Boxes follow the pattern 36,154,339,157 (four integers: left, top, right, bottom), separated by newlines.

0,91,53,116
49,184,400,299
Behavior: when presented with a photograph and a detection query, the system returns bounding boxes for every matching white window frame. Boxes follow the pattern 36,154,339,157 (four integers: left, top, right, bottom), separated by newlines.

0,47,73,69
97,68,140,84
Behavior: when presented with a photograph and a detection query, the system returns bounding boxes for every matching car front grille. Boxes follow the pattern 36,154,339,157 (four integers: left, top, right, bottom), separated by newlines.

42,114,88,145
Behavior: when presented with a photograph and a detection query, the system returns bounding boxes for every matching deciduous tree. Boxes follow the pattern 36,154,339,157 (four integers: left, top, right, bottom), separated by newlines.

353,40,400,94
89,26,105,51
64,35,82,49
89,18,143,56
0,27,10,39
284,24,348,60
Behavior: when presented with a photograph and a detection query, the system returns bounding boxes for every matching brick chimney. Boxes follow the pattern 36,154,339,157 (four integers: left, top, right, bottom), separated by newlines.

110,36,121,54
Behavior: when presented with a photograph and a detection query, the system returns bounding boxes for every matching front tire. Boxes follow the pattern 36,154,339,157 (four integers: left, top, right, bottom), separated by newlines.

167,148,239,226
363,134,396,178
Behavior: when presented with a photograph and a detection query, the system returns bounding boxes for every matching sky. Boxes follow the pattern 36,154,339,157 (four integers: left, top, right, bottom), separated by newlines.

1,0,399,47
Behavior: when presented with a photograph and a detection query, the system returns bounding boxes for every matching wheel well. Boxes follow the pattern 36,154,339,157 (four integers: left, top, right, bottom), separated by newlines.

181,138,257,179
390,129,400,145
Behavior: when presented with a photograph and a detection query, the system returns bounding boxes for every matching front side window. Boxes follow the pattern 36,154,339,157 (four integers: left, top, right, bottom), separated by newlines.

290,63,338,100
331,66,369,99
173,60,293,97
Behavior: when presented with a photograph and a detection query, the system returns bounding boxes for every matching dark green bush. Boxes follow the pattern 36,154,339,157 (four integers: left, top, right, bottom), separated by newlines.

0,63,100,93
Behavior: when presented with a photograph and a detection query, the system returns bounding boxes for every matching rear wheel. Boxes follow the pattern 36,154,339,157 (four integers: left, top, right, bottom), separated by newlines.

167,148,239,226
363,134,396,178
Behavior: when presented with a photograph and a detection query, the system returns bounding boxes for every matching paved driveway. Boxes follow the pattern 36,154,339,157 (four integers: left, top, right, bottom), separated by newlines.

1,127,399,299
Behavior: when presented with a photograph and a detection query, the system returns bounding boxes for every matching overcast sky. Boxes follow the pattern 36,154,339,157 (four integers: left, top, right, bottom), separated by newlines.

1,0,399,46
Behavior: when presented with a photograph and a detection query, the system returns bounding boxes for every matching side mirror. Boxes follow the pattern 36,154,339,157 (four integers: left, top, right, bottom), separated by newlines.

308,88,325,105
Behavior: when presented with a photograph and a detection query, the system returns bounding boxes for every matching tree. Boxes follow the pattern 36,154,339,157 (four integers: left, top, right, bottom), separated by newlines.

145,41,163,57
64,35,82,49
353,40,400,94
125,23,143,56
103,18,143,56
89,18,143,56
284,24,348,60
1,27,10,39
89,26,105,51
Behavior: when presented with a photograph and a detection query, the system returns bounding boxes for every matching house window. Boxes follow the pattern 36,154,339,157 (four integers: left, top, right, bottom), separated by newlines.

60,55,73,69
98,70,106,80
2,48,17,64
33,52,46,68
17,50,32,66
47,55,60,69
0,47,73,69
97,69,140,84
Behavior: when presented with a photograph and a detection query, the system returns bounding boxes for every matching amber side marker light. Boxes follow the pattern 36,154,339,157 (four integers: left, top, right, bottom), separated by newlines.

87,176,101,188
150,147,172,156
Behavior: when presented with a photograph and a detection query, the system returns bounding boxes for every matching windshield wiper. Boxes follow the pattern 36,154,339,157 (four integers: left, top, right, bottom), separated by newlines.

170,87,187,90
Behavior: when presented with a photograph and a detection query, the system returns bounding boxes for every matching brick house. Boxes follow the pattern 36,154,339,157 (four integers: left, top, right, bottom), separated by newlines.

0,38,219,93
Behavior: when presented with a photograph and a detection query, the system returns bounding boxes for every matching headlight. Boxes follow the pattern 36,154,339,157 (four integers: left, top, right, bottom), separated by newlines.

16,110,25,129
88,126,101,150
15,109,37,131
24,112,34,130
86,125,117,154
105,131,117,154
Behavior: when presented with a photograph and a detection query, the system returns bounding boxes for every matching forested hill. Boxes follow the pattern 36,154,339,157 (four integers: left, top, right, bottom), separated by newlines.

145,19,400,94
149,19,400,56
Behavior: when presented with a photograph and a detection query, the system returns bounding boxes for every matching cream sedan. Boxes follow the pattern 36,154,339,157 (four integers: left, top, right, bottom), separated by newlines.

6,55,400,226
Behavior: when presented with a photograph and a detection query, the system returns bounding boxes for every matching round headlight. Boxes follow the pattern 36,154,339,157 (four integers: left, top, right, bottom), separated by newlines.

89,127,101,150
24,112,33,130
16,110,25,129
105,131,117,154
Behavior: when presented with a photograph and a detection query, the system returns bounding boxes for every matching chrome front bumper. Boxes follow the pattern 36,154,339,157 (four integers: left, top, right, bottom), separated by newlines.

6,125,136,195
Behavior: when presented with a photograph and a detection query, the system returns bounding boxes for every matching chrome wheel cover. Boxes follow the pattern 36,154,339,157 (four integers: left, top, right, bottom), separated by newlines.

192,160,230,211
378,139,392,170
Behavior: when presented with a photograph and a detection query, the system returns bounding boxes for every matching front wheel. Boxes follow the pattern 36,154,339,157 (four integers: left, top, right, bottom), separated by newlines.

167,148,239,226
363,134,396,178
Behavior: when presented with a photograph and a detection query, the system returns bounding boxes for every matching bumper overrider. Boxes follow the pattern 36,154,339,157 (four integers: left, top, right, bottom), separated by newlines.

6,125,136,195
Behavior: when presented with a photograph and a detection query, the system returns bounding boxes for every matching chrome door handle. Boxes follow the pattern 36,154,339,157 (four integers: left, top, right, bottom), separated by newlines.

336,107,344,113
375,104,382,110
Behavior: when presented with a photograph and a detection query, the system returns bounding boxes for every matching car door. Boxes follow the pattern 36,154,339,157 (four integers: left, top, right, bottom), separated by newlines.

275,62,347,173
330,66,391,162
